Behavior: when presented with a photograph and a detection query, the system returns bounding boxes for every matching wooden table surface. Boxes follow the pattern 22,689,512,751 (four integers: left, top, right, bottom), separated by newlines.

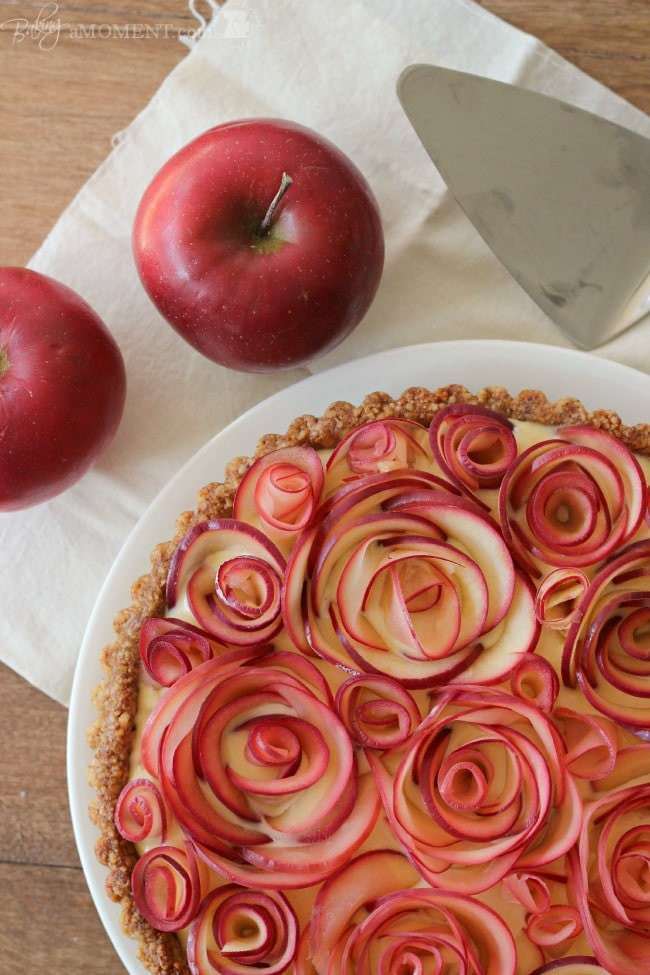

0,2,648,972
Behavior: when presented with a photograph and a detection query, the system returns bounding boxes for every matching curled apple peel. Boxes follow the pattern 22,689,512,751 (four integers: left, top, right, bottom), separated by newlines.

572,783,650,974
529,961,614,975
326,417,432,484
115,778,167,844
306,850,516,975
187,885,298,975
335,673,422,749
562,539,650,727
139,617,221,686
283,472,538,687
131,842,206,933
139,651,377,890
429,402,517,493
375,686,583,893
166,520,286,646
234,446,325,552
499,427,645,574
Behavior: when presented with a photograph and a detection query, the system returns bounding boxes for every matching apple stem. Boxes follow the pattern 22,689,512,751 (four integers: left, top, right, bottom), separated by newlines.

257,172,293,236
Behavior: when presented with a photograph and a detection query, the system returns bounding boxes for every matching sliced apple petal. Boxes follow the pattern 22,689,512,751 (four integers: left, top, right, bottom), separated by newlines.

429,402,517,493
166,518,285,611
325,418,433,486
309,850,421,973
234,445,325,546
187,885,298,975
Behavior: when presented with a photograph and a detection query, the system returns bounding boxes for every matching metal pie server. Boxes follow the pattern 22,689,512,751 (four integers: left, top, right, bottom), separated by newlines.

397,64,650,349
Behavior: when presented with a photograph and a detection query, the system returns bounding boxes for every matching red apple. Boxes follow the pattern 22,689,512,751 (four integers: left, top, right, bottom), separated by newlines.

0,267,127,511
132,118,384,372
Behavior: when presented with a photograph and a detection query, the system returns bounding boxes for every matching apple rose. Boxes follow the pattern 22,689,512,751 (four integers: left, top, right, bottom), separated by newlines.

233,446,324,555
139,617,221,686
571,782,650,974
166,520,286,646
335,674,423,749
428,403,517,494
300,850,516,975
283,472,538,687
325,418,433,485
535,568,590,630
187,885,298,975
499,426,645,574
115,777,167,844
131,841,207,932
371,686,582,893
140,650,378,890
562,539,650,729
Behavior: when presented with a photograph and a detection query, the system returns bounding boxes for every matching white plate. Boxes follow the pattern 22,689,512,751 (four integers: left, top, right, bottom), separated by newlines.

67,339,650,973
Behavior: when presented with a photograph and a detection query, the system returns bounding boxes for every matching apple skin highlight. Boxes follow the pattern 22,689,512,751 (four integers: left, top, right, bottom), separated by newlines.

133,118,385,373
0,266,126,511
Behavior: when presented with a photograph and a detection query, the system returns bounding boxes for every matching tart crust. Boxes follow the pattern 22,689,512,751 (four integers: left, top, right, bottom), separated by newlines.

87,384,650,975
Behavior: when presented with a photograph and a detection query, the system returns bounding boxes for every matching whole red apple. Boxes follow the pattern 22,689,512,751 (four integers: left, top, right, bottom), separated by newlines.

133,118,384,372
0,267,127,511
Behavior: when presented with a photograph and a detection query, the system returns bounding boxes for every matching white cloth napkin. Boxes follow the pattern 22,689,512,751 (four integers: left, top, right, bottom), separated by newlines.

4,0,649,706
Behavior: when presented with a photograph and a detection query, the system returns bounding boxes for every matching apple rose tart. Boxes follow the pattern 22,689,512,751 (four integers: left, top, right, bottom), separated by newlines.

88,385,650,975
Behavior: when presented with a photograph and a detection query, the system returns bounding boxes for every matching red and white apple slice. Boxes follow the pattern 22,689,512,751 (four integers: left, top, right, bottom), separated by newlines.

141,647,378,889
499,426,645,573
562,538,650,727
325,417,433,487
284,476,536,687
372,686,583,894
233,445,325,554
139,616,222,686
307,850,421,973
429,402,517,493
166,519,286,646
307,850,516,975
131,841,207,933
187,885,298,975
194,771,380,890
335,674,423,749
572,781,650,975
114,777,167,844
529,961,614,975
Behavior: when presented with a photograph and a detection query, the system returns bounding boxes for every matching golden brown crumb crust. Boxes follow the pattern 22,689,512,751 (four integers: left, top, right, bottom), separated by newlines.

86,385,650,975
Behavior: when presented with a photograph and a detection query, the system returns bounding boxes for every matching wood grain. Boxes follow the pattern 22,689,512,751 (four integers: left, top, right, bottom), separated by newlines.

0,2,194,266
475,0,650,111
1,860,122,971
0,3,648,974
